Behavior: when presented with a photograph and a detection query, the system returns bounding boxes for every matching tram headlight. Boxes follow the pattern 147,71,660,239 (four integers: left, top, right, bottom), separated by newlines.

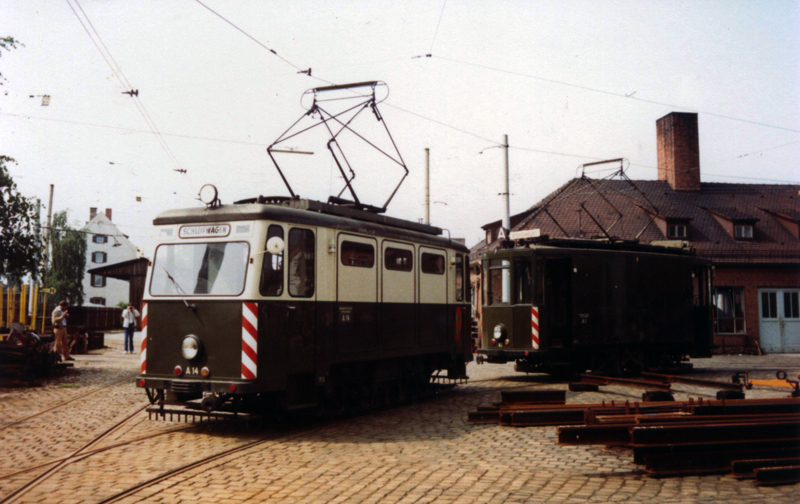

181,335,202,360
493,324,506,341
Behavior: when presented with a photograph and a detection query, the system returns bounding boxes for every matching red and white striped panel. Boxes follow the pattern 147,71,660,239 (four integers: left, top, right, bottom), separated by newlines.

139,303,148,374
531,306,540,350
241,302,258,379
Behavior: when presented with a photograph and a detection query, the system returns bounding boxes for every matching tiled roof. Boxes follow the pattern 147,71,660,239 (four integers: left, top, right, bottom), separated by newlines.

498,178,800,265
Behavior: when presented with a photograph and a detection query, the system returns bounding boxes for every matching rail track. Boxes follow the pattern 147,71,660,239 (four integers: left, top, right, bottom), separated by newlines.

0,402,149,504
0,374,135,432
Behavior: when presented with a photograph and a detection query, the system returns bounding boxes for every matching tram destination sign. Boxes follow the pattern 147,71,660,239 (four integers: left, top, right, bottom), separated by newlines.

509,229,541,240
179,224,231,239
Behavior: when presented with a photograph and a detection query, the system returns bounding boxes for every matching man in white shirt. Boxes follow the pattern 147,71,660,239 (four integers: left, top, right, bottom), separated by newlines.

122,304,141,354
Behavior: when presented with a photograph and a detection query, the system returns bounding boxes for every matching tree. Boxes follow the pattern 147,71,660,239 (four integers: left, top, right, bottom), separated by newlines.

0,36,22,85
0,156,41,284
47,211,87,306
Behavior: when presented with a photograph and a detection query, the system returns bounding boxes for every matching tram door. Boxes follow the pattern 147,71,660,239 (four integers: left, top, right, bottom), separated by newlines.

419,247,448,346
543,258,572,348
337,234,379,353
381,241,416,350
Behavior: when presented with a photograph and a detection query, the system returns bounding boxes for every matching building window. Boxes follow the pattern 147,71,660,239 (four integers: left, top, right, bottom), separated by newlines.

89,297,106,306
91,274,106,288
714,287,745,333
92,251,107,263
341,241,375,268
93,234,108,244
734,224,754,240
668,223,687,239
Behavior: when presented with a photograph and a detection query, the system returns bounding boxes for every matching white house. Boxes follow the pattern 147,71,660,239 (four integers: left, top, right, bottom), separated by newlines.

82,208,139,307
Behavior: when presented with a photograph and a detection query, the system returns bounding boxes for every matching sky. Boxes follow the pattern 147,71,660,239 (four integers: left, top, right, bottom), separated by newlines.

2,0,799,256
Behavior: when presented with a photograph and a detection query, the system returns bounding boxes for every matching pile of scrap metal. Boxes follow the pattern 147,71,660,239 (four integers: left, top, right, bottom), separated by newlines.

469,389,800,485
0,328,72,385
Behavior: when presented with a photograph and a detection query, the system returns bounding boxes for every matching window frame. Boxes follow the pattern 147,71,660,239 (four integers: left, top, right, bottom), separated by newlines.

714,286,746,334
93,234,108,244
341,240,375,268
287,227,315,298
734,224,754,240
92,251,107,264
259,224,285,297
91,274,106,288
421,252,445,275
384,247,413,272
667,223,687,239
148,241,251,297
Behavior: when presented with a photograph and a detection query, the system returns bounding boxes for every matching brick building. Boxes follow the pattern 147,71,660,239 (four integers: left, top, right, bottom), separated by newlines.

471,112,800,354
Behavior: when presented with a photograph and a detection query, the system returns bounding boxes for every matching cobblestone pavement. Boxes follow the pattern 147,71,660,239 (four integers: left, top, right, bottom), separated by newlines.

1,336,798,503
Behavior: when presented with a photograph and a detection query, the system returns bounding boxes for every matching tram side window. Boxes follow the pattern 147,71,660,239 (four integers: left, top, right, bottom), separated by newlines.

341,241,375,268
421,252,445,275
385,247,413,271
288,228,315,297
455,255,464,302
260,225,284,296
514,258,533,304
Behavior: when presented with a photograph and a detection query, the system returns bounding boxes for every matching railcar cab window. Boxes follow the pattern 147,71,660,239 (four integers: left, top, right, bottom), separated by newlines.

260,225,284,296
455,254,464,302
341,241,375,268
421,252,445,275
514,258,533,304
385,247,413,271
483,259,508,306
288,228,315,297
150,242,249,296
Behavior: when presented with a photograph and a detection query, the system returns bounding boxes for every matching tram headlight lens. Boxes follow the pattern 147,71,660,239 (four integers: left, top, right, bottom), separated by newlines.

181,335,201,360
493,324,506,340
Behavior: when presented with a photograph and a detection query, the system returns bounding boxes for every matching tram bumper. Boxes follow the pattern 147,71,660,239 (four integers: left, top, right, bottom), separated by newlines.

136,376,260,395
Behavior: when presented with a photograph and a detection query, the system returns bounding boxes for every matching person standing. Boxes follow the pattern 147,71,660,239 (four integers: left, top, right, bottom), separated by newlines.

51,300,73,361
122,304,140,354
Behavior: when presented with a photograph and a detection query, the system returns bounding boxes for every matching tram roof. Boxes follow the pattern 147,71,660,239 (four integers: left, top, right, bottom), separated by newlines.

154,198,469,252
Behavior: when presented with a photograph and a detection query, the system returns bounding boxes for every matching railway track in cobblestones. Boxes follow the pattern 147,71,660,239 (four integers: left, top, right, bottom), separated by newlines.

0,375,135,432
0,422,201,481
0,401,149,504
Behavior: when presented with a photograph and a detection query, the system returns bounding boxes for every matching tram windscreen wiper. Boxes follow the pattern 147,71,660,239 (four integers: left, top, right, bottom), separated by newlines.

162,267,195,312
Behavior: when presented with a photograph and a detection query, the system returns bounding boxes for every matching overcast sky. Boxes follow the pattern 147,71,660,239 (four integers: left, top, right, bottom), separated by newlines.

2,0,798,255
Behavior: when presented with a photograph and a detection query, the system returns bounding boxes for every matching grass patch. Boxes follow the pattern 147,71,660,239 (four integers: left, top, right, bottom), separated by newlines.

57,384,81,388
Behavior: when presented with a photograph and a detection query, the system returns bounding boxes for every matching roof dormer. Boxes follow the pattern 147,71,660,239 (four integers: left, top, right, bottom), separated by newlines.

759,208,800,240
703,207,759,241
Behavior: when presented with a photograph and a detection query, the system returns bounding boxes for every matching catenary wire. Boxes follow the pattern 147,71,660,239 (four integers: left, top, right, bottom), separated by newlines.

429,55,800,134
429,0,449,55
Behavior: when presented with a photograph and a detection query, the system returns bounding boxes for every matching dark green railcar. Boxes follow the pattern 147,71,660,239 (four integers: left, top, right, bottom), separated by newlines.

477,238,713,376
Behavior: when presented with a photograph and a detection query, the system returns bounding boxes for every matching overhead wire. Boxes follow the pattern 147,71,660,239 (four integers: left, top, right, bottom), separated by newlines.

66,0,199,204
429,55,800,134
429,0,449,55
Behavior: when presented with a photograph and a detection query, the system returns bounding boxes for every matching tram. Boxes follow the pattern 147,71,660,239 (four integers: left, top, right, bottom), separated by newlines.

136,194,472,413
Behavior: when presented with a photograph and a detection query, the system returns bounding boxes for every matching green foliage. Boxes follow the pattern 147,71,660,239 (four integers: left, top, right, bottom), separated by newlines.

0,36,22,85
116,301,128,309
47,211,87,306
0,156,41,284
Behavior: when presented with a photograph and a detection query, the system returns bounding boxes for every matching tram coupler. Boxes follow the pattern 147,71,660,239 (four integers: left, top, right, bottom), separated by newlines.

201,393,224,412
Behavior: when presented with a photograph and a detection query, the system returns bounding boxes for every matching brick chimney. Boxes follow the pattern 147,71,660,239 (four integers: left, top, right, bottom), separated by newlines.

656,112,700,191
105,208,112,221
90,207,98,220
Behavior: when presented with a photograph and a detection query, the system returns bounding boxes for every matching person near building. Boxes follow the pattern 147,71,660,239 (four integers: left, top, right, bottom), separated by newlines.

51,300,73,361
122,304,140,354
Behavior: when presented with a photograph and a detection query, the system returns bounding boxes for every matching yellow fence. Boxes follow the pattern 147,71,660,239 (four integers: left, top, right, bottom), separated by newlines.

0,285,49,333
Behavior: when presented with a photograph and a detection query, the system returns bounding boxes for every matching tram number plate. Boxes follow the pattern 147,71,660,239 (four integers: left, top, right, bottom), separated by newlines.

338,305,353,323
179,224,231,238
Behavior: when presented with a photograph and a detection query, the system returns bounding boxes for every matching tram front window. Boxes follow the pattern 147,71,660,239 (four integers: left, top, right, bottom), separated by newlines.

484,259,508,306
514,258,533,304
150,242,249,296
